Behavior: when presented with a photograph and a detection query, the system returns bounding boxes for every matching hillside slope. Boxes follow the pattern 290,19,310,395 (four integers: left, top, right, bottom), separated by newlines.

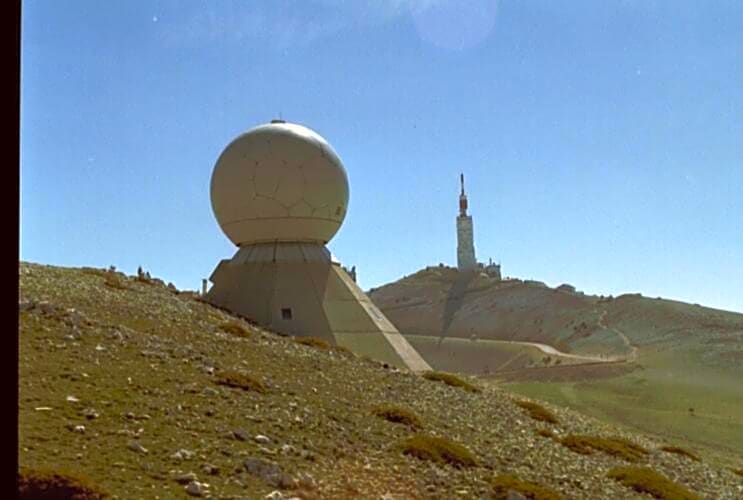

368,265,743,466
368,265,743,366
18,263,742,499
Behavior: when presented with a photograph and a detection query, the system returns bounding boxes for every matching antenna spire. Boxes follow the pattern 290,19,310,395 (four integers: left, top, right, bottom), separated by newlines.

458,173,468,216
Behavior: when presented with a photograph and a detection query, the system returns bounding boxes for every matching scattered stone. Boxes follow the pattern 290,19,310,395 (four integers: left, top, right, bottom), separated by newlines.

233,429,249,441
244,457,294,488
259,446,277,456
109,330,124,341
82,408,99,420
254,434,271,444
296,471,317,490
171,449,196,461
175,472,198,484
185,480,209,497
128,441,148,454
280,444,297,456
202,463,220,476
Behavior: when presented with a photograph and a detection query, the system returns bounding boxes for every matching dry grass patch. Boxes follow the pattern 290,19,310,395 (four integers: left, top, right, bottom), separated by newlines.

103,272,128,290
515,400,560,424
491,474,562,500
18,467,109,499
401,434,478,467
536,428,555,439
422,371,480,393
371,405,422,429
559,434,648,462
81,267,109,278
218,321,251,338
294,336,332,349
333,344,355,357
215,370,267,394
660,446,701,462
607,466,699,500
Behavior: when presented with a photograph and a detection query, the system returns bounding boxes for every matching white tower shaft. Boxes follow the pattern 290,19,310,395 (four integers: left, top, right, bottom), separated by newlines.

457,174,477,270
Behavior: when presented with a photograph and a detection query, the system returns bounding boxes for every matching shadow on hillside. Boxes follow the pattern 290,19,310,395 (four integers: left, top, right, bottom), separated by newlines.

440,271,477,344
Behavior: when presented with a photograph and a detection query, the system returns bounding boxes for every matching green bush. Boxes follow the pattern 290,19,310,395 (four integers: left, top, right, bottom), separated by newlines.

515,400,559,424
422,371,480,393
559,434,648,462
218,321,251,338
607,466,699,500
215,370,267,394
400,434,477,467
491,474,562,500
660,446,701,462
18,467,109,499
371,405,422,429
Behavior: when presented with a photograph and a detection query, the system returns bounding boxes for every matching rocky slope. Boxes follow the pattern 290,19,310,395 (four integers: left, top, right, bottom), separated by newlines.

18,262,742,499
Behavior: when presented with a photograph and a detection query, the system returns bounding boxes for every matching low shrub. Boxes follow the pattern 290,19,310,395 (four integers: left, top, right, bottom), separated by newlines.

660,446,701,462
400,434,478,467
559,434,648,462
491,474,562,500
18,467,108,499
371,405,422,429
515,400,560,424
333,344,355,357
422,371,480,393
536,428,555,439
607,466,699,500
294,336,331,349
219,321,251,338
215,370,267,394
103,272,128,290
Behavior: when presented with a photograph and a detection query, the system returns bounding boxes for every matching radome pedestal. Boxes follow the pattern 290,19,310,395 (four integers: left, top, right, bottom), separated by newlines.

205,242,431,372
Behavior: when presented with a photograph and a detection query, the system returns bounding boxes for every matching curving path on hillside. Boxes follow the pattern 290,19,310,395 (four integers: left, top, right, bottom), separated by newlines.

492,339,626,363
597,309,639,362
476,309,639,364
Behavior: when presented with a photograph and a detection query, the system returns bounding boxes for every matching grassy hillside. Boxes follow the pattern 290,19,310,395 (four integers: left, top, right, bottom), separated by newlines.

505,346,743,469
18,262,743,498
368,265,743,470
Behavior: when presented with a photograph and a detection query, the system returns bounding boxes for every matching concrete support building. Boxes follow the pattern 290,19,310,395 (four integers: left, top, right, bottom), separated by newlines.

204,120,430,372
456,174,477,271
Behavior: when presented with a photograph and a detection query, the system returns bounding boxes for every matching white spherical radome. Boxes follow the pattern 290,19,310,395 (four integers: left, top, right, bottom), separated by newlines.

210,121,349,246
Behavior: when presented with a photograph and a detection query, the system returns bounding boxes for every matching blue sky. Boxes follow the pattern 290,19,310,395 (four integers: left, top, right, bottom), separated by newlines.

21,0,742,313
